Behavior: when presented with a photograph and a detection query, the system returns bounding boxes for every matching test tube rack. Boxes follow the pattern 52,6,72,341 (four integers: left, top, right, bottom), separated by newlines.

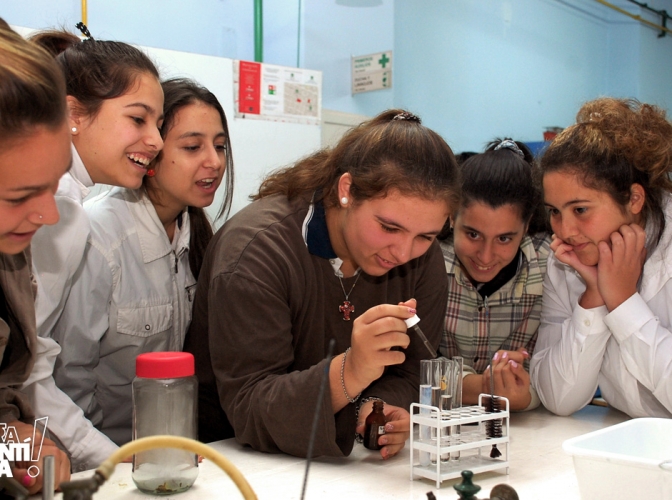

409,395,510,488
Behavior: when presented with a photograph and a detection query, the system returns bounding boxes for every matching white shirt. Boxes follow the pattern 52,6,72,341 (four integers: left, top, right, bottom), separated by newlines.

530,195,672,418
23,144,118,471
52,187,196,446
33,144,92,336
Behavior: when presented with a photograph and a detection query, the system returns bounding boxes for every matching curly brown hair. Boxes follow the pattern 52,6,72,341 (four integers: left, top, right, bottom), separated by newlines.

253,109,460,213
541,97,672,244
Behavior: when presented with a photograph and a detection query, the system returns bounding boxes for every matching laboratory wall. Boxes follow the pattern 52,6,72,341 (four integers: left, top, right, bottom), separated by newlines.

302,0,395,116
394,0,672,151
639,22,672,108
4,1,304,65
4,0,672,152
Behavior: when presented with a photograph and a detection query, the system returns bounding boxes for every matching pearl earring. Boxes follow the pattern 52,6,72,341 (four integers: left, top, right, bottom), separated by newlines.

340,197,348,205
71,127,77,133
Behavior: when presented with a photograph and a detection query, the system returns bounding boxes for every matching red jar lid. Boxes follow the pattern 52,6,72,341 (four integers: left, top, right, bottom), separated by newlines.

136,352,195,378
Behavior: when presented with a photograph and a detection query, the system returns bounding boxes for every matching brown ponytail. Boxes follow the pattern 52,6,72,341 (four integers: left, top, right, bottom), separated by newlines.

254,109,460,213
30,28,159,119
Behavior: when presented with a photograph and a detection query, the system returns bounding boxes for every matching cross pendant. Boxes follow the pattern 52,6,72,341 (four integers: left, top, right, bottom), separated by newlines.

339,300,355,321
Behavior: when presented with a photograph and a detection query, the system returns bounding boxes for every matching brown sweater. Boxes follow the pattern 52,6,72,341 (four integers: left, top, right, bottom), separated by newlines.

184,194,447,456
0,250,36,423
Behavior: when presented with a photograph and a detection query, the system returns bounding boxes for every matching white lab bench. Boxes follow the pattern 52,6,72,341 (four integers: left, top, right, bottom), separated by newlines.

51,404,628,500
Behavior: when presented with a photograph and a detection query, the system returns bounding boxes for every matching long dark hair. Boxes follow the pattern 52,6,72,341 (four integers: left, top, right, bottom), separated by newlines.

541,98,672,246
0,21,67,142
483,138,547,235
30,29,159,118
254,109,460,212
149,78,234,279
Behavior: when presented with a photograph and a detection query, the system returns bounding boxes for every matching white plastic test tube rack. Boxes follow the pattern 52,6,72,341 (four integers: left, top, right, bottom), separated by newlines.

409,395,510,488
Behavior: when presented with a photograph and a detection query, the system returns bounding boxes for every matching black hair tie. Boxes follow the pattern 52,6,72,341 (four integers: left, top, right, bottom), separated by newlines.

493,139,524,159
392,111,421,124
75,22,95,41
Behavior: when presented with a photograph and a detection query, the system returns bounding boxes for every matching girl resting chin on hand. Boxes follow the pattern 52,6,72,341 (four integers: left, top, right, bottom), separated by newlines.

530,98,672,419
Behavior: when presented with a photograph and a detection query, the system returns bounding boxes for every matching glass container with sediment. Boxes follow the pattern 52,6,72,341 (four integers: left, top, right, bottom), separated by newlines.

132,352,199,495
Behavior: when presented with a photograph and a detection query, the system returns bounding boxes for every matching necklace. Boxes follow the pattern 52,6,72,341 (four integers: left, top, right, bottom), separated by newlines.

338,272,361,321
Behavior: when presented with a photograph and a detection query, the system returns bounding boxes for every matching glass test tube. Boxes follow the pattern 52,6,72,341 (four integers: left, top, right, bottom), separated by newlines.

429,358,443,464
439,357,454,463
419,359,432,467
450,356,463,461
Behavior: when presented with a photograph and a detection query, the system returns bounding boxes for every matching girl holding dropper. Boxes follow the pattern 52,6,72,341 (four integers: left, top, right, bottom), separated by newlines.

185,110,459,458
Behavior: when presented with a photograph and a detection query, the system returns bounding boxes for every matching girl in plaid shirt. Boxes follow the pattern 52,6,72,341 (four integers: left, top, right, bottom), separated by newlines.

439,139,551,411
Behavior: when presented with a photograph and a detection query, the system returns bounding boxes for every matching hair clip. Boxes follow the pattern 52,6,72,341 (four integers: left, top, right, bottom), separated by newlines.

392,111,421,124
75,22,95,41
493,139,524,159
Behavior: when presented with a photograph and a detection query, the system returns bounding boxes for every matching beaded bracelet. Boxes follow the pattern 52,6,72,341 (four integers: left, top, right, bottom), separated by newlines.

340,347,361,404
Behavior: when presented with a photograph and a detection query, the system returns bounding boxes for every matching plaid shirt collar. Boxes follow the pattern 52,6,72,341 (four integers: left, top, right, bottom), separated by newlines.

441,234,544,300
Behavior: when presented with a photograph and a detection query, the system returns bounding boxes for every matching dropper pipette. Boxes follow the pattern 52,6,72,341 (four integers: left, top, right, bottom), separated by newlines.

404,314,437,358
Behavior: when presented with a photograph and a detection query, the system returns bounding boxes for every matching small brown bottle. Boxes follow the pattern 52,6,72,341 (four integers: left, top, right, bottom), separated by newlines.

363,400,386,450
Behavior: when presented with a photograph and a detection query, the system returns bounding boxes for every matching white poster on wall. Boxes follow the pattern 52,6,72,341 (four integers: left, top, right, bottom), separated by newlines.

234,60,321,125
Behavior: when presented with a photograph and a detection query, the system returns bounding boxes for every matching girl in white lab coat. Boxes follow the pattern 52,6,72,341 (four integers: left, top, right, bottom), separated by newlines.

530,97,672,418
52,78,234,446
24,26,164,470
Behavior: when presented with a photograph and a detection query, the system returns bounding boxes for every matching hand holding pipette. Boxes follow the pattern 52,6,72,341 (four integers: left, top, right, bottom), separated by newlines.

343,300,416,405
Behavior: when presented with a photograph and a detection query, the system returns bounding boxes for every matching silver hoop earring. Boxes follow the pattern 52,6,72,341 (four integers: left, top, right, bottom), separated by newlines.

340,197,348,206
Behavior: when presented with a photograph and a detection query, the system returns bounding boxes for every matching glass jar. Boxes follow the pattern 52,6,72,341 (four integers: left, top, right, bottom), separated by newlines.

132,352,199,495
363,400,386,450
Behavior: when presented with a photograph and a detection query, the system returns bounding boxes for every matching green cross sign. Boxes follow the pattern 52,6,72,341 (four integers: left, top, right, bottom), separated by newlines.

378,53,390,68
